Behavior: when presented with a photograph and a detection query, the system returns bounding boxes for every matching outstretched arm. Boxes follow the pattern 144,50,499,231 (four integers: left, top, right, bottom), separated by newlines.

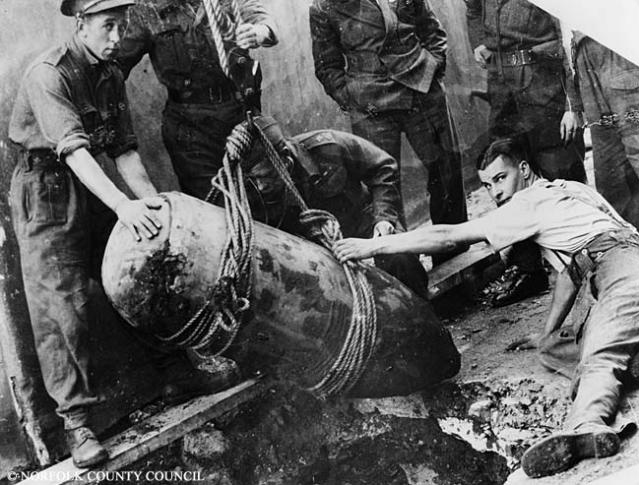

333,219,487,262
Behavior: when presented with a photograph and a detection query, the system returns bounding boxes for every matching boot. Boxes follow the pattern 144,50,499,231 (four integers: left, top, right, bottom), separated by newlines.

161,357,241,405
66,426,108,468
521,424,619,478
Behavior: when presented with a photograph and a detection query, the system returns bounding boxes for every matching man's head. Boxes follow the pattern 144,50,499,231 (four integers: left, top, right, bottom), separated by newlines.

62,0,135,60
477,137,538,207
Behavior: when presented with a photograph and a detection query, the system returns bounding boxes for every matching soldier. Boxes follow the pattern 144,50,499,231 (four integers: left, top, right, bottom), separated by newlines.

119,0,278,201
573,33,639,229
8,0,232,468
334,137,639,478
246,116,430,300
309,0,468,264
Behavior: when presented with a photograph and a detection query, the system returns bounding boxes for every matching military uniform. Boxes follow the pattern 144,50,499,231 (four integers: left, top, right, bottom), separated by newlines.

119,0,278,200
8,34,140,430
309,0,467,229
249,129,430,299
465,0,586,182
573,33,639,229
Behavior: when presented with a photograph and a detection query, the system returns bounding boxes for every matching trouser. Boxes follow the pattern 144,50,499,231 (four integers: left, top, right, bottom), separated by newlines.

10,154,100,429
9,153,191,429
350,82,467,227
162,99,246,201
486,58,586,182
575,37,639,229
565,233,639,430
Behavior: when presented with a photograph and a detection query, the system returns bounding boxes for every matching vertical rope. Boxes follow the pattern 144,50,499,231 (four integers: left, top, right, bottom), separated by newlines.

203,0,231,76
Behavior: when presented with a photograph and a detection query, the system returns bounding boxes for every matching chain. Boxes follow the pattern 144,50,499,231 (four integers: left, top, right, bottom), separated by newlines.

585,108,639,128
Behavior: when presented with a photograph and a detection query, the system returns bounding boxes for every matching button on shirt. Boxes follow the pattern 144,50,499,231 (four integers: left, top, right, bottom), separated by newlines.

480,179,632,271
9,35,138,160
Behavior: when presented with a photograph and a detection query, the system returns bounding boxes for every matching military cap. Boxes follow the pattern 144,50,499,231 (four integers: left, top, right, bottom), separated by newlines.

253,115,288,154
61,0,135,16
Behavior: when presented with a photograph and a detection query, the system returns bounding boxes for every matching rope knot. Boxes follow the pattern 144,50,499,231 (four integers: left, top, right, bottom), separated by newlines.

299,209,343,250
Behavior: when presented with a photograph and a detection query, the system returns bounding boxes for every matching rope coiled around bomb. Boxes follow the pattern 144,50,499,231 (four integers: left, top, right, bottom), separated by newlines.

157,123,255,357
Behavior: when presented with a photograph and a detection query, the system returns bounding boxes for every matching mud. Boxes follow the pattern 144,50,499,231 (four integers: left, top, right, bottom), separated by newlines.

119,242,198,335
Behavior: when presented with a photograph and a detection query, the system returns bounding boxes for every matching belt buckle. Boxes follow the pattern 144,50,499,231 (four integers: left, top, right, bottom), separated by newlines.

508,52,519,66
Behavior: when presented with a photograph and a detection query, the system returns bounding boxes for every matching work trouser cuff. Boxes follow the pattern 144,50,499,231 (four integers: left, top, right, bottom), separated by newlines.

62,407,90,430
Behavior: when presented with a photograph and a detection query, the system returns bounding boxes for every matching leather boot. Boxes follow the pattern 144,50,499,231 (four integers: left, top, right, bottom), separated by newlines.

66,426,108,468
521,424,619,478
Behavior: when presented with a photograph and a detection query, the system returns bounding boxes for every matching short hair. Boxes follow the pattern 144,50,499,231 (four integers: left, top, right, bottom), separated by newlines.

476,136,538,174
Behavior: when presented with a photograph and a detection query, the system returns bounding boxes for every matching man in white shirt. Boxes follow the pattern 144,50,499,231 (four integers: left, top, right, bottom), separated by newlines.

333,137,639,478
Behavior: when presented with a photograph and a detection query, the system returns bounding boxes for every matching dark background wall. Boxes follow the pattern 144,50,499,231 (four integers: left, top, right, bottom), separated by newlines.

0,0,487,474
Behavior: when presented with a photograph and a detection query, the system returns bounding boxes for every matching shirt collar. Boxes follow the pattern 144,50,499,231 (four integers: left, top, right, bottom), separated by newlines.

70,34,102,68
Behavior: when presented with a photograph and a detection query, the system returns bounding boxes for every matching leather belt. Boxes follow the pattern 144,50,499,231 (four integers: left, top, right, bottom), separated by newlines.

569,229,639,284
168,86,236,105
492,49,537,67
23,149,60,171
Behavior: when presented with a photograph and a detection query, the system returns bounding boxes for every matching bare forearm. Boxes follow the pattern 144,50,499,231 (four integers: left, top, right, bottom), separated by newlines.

374,223,481,255
66,148,128,211
115,150,158,199
543,269,578,336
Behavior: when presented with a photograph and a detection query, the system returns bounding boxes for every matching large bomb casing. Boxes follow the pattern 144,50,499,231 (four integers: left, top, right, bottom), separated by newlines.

102,192,460,397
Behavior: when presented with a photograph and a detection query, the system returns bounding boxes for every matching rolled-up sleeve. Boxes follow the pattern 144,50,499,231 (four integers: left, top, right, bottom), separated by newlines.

24,64,90,159
239,0,279,46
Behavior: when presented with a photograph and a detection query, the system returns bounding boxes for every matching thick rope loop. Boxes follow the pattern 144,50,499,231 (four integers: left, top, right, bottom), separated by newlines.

161,115,379,397
158,123,255,358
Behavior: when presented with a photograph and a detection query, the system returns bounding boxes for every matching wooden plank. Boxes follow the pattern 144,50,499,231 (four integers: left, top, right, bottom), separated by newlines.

15,378,269,485
427,242,501,300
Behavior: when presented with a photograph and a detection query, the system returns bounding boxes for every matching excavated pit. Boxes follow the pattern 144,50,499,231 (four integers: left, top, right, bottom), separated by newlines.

109,290,639,485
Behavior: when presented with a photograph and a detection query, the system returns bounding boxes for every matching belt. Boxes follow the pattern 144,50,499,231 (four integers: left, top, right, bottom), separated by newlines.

168,86,237,105
22,149,60,171
569,229,639,283
491,49,537,67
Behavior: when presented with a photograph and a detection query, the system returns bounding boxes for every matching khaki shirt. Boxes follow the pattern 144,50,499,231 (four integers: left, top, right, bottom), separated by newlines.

9,35,137,160
481,179,633,271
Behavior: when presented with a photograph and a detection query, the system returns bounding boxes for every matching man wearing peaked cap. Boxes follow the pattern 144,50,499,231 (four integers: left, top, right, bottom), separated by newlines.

60,0,135,16
9,0,237,469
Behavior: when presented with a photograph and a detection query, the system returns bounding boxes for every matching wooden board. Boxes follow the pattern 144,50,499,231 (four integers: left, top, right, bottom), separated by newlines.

15,378,269,485
427,242,502,300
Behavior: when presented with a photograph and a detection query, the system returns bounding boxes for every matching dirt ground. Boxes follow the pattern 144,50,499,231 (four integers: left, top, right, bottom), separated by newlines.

106,146,639,484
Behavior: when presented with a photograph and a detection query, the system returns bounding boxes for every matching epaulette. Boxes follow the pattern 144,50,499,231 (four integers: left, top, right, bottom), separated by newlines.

40,44,70,67
296,130,337,149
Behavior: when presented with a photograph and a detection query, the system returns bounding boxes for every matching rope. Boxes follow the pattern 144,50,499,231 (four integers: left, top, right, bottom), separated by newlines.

203,0,233,77
202,0,244,78
158,113,379,397
157,123,255,358
251,115,379,397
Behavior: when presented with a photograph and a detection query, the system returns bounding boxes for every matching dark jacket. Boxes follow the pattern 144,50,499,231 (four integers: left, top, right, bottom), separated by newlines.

118,0,277,97
464,0,581,111
309,0,447,113
248,130,402,237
